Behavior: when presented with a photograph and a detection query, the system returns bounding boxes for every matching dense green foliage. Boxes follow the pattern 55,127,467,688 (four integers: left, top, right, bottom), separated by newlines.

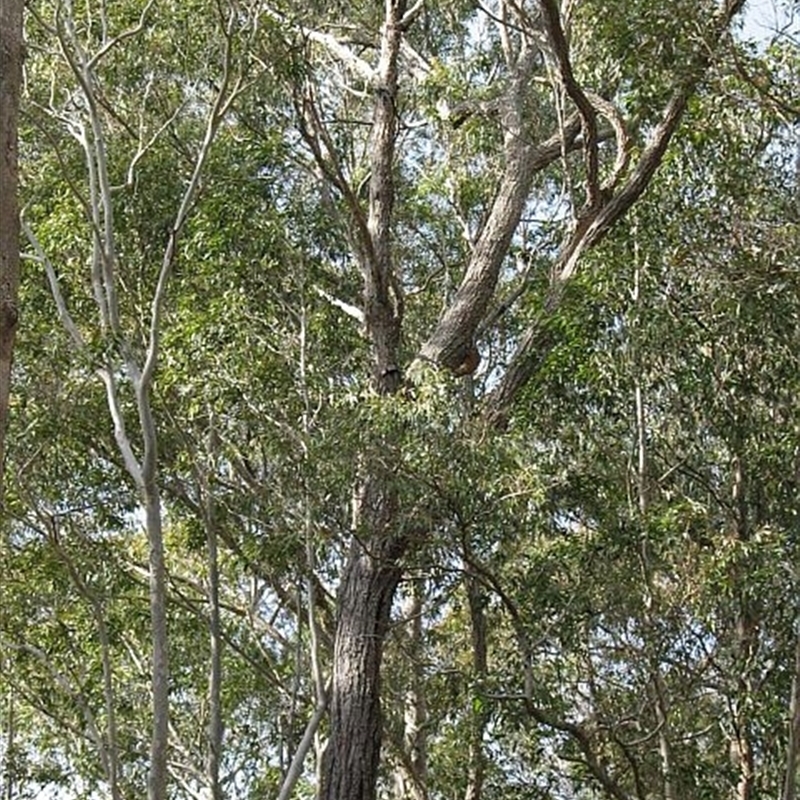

2,1,798,799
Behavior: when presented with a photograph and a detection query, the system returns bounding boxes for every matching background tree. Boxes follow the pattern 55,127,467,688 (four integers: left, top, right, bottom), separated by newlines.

0,0,24,494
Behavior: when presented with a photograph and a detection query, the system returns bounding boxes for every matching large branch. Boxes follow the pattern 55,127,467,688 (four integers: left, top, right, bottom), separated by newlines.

485,0,747,425
418,110,581,371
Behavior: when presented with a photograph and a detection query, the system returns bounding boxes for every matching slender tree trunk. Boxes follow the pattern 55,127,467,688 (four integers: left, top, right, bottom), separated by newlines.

2,680,14,800
464,564,488,800
143,483,169,800
781,617,800,800
0,0,23,495
204,425,223,800
730,454,756,800
632,263,676,800
392,583,428,800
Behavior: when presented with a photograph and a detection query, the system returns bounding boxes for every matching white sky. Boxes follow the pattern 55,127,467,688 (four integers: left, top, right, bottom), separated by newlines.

740,0,799,44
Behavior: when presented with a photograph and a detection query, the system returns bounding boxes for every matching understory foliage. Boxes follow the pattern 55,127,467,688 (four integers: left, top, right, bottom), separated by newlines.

1,1,799,799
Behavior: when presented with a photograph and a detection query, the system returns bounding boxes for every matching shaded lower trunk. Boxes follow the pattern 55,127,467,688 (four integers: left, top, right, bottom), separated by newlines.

321,513,405,800
319,398,407,800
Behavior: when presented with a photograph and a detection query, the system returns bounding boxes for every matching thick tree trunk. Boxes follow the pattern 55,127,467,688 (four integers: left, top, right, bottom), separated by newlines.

321,4,406,800
318,4,749,800
0,0,23,494
321,525,404,800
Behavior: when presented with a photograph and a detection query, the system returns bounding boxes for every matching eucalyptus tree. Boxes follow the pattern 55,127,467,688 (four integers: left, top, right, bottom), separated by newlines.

407,28,800,799
6,1,794,800
9,2,353,796
279,2,751,798
15,1,264,797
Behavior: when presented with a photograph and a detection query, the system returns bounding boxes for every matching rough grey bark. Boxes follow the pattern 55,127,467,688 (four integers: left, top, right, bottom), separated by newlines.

321,4,407,800
322,531,404,800
0,0,23,495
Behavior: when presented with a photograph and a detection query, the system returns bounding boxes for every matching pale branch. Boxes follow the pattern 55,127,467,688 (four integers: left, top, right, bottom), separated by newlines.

497,2,516,69
22,219,86,351
314,286,365,324
276,682,331,800
263,6,375,82
141,10,243,395
125,91,190,191
86,0,157,70
28,100,111,323
74,119,113,331
398,0,424,30
399,39,431,82
298,295,330,713
97,366,144,488
57,10,124,338
25,134,144,490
